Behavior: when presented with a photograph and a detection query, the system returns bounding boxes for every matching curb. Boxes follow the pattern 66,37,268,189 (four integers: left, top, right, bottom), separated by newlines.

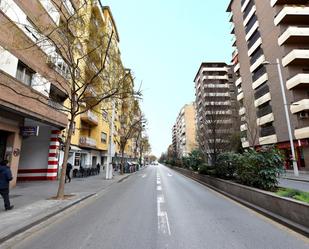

170,167,309,238
0,193,95,244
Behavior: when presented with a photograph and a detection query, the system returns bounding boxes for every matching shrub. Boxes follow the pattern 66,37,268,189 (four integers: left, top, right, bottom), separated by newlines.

215,152,241,179
198,163,216,176
236,147,284,191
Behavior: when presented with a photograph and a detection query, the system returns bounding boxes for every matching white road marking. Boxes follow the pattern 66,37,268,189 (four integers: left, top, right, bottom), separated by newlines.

141,174,147,178
156,169,171,236
168,173,173,177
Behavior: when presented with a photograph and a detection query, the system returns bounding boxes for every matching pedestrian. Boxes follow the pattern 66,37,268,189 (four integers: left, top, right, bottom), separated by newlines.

0,160,14,211
65,163,73,183
96,163,101,174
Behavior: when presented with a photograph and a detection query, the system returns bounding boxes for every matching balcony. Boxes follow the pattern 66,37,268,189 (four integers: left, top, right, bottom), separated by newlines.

274,7,309,26
250,54,266,73
278,26,309,46
235,77,242,87
247,30,261,54
295,126,309,139
234,63,240,73
254,84,270,99
255,92,271,107
252,70,268,89
240,124,248,131
204,75,229,80
257,113,275,126
245,16,259,41
81,110,98,126
202,67,229,72
241,0,251,13
242,141,250,148
204,84,229,88
243,4,256,26
239,107,246,116
260,125,276,137
257,104,272,118
290,99,309,114
259,134,277,145
237,92,244,101
282,49,309,67
79,136,97,148
252,66,267,82
0,70,67,128
271,0,309,7
286,73,309,89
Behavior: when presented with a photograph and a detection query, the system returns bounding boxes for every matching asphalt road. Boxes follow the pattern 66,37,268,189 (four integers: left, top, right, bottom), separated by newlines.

10,164,309,249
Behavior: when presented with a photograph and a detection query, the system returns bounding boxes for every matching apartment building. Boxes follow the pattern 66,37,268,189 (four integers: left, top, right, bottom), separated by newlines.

227,0,309,170
194,62,238,164
0,0,136,185
0,0,77,185
172,103,197,158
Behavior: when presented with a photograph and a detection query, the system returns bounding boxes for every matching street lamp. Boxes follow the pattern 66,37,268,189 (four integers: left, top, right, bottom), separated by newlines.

263,58,299,177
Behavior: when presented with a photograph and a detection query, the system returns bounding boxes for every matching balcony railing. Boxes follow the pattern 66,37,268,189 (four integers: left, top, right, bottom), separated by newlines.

243,0,254,20
79,136,97,148
245,15,258,34
254,83,270,99
250,47,264,65
81,110,98,126
247,30,261,50
257,104,272,118
252,66,267,82
260,126,276,137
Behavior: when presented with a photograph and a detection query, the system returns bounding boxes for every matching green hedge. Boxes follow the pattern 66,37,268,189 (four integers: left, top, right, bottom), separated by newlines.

209,147,284,191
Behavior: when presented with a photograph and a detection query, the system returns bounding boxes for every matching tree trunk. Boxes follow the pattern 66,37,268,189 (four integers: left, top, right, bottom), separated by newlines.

120,149,125,174
56,116,75,199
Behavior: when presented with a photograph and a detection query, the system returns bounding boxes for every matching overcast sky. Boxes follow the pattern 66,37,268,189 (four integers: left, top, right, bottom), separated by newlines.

103,0,232,157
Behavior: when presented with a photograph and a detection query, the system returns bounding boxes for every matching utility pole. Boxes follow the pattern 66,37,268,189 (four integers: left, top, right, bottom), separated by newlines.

106,101,115,179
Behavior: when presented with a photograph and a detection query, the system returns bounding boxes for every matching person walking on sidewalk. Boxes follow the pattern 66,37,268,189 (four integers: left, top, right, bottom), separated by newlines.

0,160,14,211
65,163,73,183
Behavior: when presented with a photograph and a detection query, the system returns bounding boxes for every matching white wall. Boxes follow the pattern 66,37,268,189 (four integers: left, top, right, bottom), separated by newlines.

39,0,60,25
31,73,51,96
0,46,18,77
19,119,52,170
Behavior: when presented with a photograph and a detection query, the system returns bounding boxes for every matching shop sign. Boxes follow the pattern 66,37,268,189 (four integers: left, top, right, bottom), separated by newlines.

21,126,40,137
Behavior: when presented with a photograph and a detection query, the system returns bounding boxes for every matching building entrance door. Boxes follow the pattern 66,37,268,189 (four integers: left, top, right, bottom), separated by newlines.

0,130,8,161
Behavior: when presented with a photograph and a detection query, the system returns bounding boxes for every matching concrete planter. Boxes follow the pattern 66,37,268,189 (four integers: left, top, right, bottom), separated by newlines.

172,167,309,236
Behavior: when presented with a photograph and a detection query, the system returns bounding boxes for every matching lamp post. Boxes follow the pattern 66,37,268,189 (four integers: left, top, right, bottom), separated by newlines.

263,59,299,176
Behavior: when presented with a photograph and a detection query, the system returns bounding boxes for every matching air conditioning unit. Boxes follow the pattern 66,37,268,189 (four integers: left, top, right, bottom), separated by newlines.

299,112,309,119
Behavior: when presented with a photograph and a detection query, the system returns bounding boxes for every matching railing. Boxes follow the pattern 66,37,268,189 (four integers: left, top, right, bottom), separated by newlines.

257,104,272,118
243,0,254,20
254,83,269,99
250,47,264,65
260,126,276,137
247,30,261,50
252,66,267,82
245,15,258,34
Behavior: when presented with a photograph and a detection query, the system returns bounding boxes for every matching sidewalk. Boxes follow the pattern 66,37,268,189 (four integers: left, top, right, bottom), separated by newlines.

0,172,131,244
281,170,309,183
279,171,309,192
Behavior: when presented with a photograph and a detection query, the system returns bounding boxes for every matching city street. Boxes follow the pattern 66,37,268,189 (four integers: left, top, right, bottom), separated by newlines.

7,164,309,249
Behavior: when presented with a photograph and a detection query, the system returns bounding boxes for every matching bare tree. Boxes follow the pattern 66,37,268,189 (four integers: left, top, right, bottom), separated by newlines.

198,92,238,165
1,0,140,198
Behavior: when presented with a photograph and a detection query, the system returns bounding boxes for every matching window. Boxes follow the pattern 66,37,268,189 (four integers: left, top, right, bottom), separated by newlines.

16,61,35,86
101,132,107,143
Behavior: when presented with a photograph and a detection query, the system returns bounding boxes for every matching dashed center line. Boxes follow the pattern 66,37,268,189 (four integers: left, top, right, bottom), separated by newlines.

156,170,171,236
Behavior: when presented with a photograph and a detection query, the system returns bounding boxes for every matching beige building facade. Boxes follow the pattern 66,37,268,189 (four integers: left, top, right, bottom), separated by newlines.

172,103,197,158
